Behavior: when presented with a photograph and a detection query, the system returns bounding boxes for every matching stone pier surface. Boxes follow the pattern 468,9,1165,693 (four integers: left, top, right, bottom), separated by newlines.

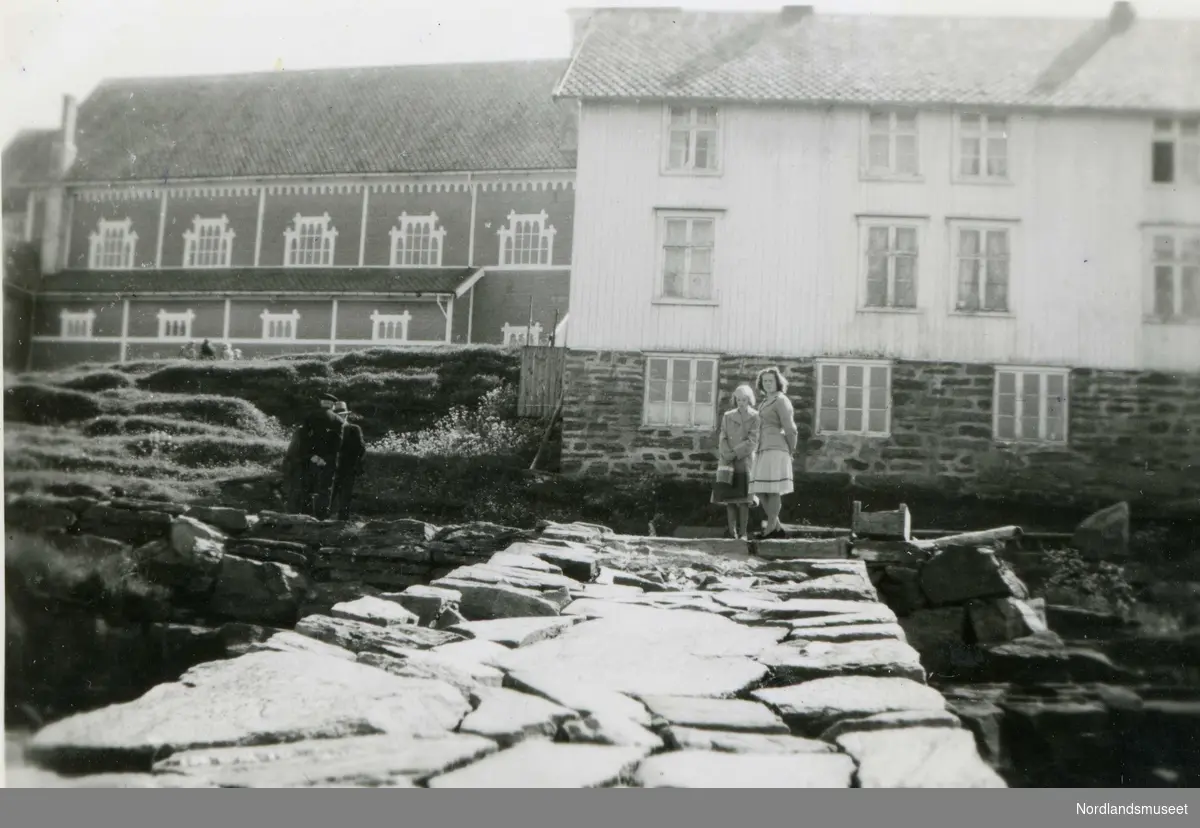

15,520,1005,788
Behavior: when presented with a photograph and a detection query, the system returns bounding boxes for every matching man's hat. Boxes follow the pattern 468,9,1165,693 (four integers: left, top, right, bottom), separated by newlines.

320,393,339,403
333,401,349,414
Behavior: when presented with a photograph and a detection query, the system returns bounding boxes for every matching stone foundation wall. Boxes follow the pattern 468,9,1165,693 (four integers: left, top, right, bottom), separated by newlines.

561,350,1200,515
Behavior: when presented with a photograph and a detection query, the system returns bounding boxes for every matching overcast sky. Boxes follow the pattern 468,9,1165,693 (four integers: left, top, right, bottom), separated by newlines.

3,0,1200,147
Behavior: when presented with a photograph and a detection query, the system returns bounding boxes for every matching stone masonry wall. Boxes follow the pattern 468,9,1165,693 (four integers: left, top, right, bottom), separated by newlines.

561,350,1200,516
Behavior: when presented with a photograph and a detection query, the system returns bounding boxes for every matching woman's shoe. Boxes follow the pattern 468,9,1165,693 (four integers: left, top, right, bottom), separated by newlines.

722,527,737,540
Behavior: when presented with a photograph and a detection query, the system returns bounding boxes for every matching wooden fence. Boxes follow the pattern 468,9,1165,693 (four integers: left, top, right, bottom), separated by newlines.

518,345,566,419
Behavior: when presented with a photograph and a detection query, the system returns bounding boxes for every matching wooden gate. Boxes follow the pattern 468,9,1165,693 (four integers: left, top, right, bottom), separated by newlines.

518,345,565,419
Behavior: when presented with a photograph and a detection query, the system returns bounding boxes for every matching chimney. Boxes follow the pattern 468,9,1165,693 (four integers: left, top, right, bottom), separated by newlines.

40,94,78,275
781,5,814,24
1108,1,1136,34
55,94,78,176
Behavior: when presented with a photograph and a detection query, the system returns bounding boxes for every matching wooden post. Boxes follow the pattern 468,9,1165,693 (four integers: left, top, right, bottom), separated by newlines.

529,392,565,472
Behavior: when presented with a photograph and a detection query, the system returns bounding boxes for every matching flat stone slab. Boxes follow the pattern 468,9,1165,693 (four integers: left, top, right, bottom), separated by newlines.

331,596,420,627
229,629,358,661
756,537,851,560
430,638,513,668
753,676,947,736
662,727,836,755
572,584,646,601
504,542,600,583
759,598,896,621
356,652,491,700
458,688,578,747
787,607,900,629
445,563,580,593
377,647,505,687
432,578,564,620
560,712,664,749
758,639,926,683
446,616,583,648
154,733,498,787
709,591,784,612
4,769,217,788
504,669,652,726
819,709,965,741
762,573,878,602
380,585,462,626
637,695,789,734
785,623,907,643
294,614,463,653
634,750,855,788
426,741,650,788
836,727,1006,787
27,651,471,771
495,605,785,697
487,551,564,574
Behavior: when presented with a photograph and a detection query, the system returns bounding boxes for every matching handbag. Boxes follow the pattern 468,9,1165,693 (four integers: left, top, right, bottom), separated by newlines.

715,463,734,485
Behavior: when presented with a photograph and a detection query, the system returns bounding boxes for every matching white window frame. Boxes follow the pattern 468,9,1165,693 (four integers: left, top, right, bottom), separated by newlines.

260,309,300,341
1151,118,1200,186
59,310,96,339
655,209,719,305
283,213,338,267
862,109,921,179
993,366,1070,444
501,322,543,346
370,310,412,342
858,218,924,311
949,219,1016,315
643,354,720,430
1144,225,1200,323
497,210,557,268
156,309,195,340
87,217,138,269
389,212,446,267
815,359,893,437
953,112,1011,183
662,104,722,175
182,215,235,268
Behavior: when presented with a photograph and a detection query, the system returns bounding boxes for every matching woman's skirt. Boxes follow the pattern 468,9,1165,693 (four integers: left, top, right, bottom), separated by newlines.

750,449,794,495
711,456,757,505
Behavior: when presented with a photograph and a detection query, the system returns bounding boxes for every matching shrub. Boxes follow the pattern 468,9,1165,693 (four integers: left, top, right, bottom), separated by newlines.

1042,547,1137,616
4,384,104,425
57,371,135,392
167,435,288,469
369,385,540,459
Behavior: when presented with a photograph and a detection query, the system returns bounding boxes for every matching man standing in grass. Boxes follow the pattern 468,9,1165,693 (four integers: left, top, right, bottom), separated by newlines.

284,393,346,517
330,401,366,521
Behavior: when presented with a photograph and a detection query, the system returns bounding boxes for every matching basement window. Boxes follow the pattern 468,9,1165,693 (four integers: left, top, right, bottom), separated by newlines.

993,367,1069,443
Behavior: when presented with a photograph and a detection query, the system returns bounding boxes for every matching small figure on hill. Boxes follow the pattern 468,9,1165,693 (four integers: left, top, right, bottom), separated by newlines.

283,393,346,518
329,401,366,521
179,341,197,360
222,342,236,360
199,338,217,359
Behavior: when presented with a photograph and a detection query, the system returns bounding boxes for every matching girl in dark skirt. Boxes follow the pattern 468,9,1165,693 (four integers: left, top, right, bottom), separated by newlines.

711,384,761,539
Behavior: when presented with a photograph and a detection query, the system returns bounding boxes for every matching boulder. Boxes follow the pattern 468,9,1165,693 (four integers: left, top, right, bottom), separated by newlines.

874,565,926,616
897,606,976,680
184,506,255,535
634,750,856,788
785,622,906,643
170,515,228,554
434,607,469,629
636,695,789,734
446,616,583,648
133,537,224,598
835,727,1006,787
967,597,1048,644
752,676,947,736
26,651,471,772
294,614,463,654
1044,604,1139,640
153,732,497,788
920,546,1028,606
458,688,578,746
943,697,1005,765
5,497,77,532
382,585,462,626
78,504,174,546
661,727,835,755
425,741,649,788
209,555,307,626
331,596,420,627
756,638,926,684
760,573,878,602
1072,502,1130,562
431,578,564,620
225,539,308,569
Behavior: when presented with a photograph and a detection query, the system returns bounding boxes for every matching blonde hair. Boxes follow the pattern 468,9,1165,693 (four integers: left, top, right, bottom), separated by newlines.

755,367,789,396
731,384,756,407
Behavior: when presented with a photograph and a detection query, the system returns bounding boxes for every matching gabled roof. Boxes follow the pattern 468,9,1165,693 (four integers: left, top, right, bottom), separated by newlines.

66,59,575,184
555,8,1200,114
2,129,58,208
37,267,475,296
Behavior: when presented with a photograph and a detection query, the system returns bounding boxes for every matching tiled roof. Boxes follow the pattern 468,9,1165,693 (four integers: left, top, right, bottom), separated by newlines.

66,60,575,183
555,9,1200,113
37,267,474,296
2,129,58,208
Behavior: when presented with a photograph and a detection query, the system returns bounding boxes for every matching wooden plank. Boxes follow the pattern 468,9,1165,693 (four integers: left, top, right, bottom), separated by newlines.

851,501,912,541
518,345,565,420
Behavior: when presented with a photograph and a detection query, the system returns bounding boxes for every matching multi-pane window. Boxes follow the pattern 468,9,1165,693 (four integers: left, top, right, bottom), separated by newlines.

862,223,918,309
390,213,445,267
156,309,195,339
260,309,299,341
644,356,717,429
817,361,892,436
502,322,543,346
956,113,1009,180
182,216,235,268
1151,118,1200,185
497,210,556,267
659,212,715,301
59,310,95,339
665,105,720,173
1150,229,1200,321
994,368,1068,443
87,218,138,269
283,214,337,267
370,310,412,342
866,110,919,176
953,224,1011,313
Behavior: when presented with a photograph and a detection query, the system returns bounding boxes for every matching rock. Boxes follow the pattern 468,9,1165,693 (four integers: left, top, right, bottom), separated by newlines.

488,552,563,574
372,647,506,689
185,506,254,535
818,709,964,741
708,591,782,612
1072,502,1130,562
504,541,600,583
446,616,582,648
109,497,189,516
357,652,486,701
431,638,513,668
504,669,652,726
331,596,420,627
920,546,1028,606
5,498,77,532
209,555,307,626
607,570,672,593
171,515,227,553
426,741,651,788
434,607,469,629
851,540,931,564
573,584,646,601
635,750,855,788
495,605,784,698
225,629,357,661
459,687,578,746
4,769,215,787
997,699,1113,786
761,573,878,602
875,565,926,616
757,638,926,683
661,727,835,754
560,712,664,749
226,539,308,569
967,597,1048,644
297,581,382,618
538,522,613,544
637,695,789,734
430,578,563,620
753,676,947,736
759,598,896,621
785,623,906,643
836,727,1006,787
37,530,132,559
382,585,462,626
294,614,463,654
756,537,850,560
26,651,471,772
786,606,900,628
133,536,224,597
1044,604,1139,640
78,504,173,545
980,637,1131,683
898,606,977,681
944,698,1004,765
154,732,497,787
446,562,580,594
